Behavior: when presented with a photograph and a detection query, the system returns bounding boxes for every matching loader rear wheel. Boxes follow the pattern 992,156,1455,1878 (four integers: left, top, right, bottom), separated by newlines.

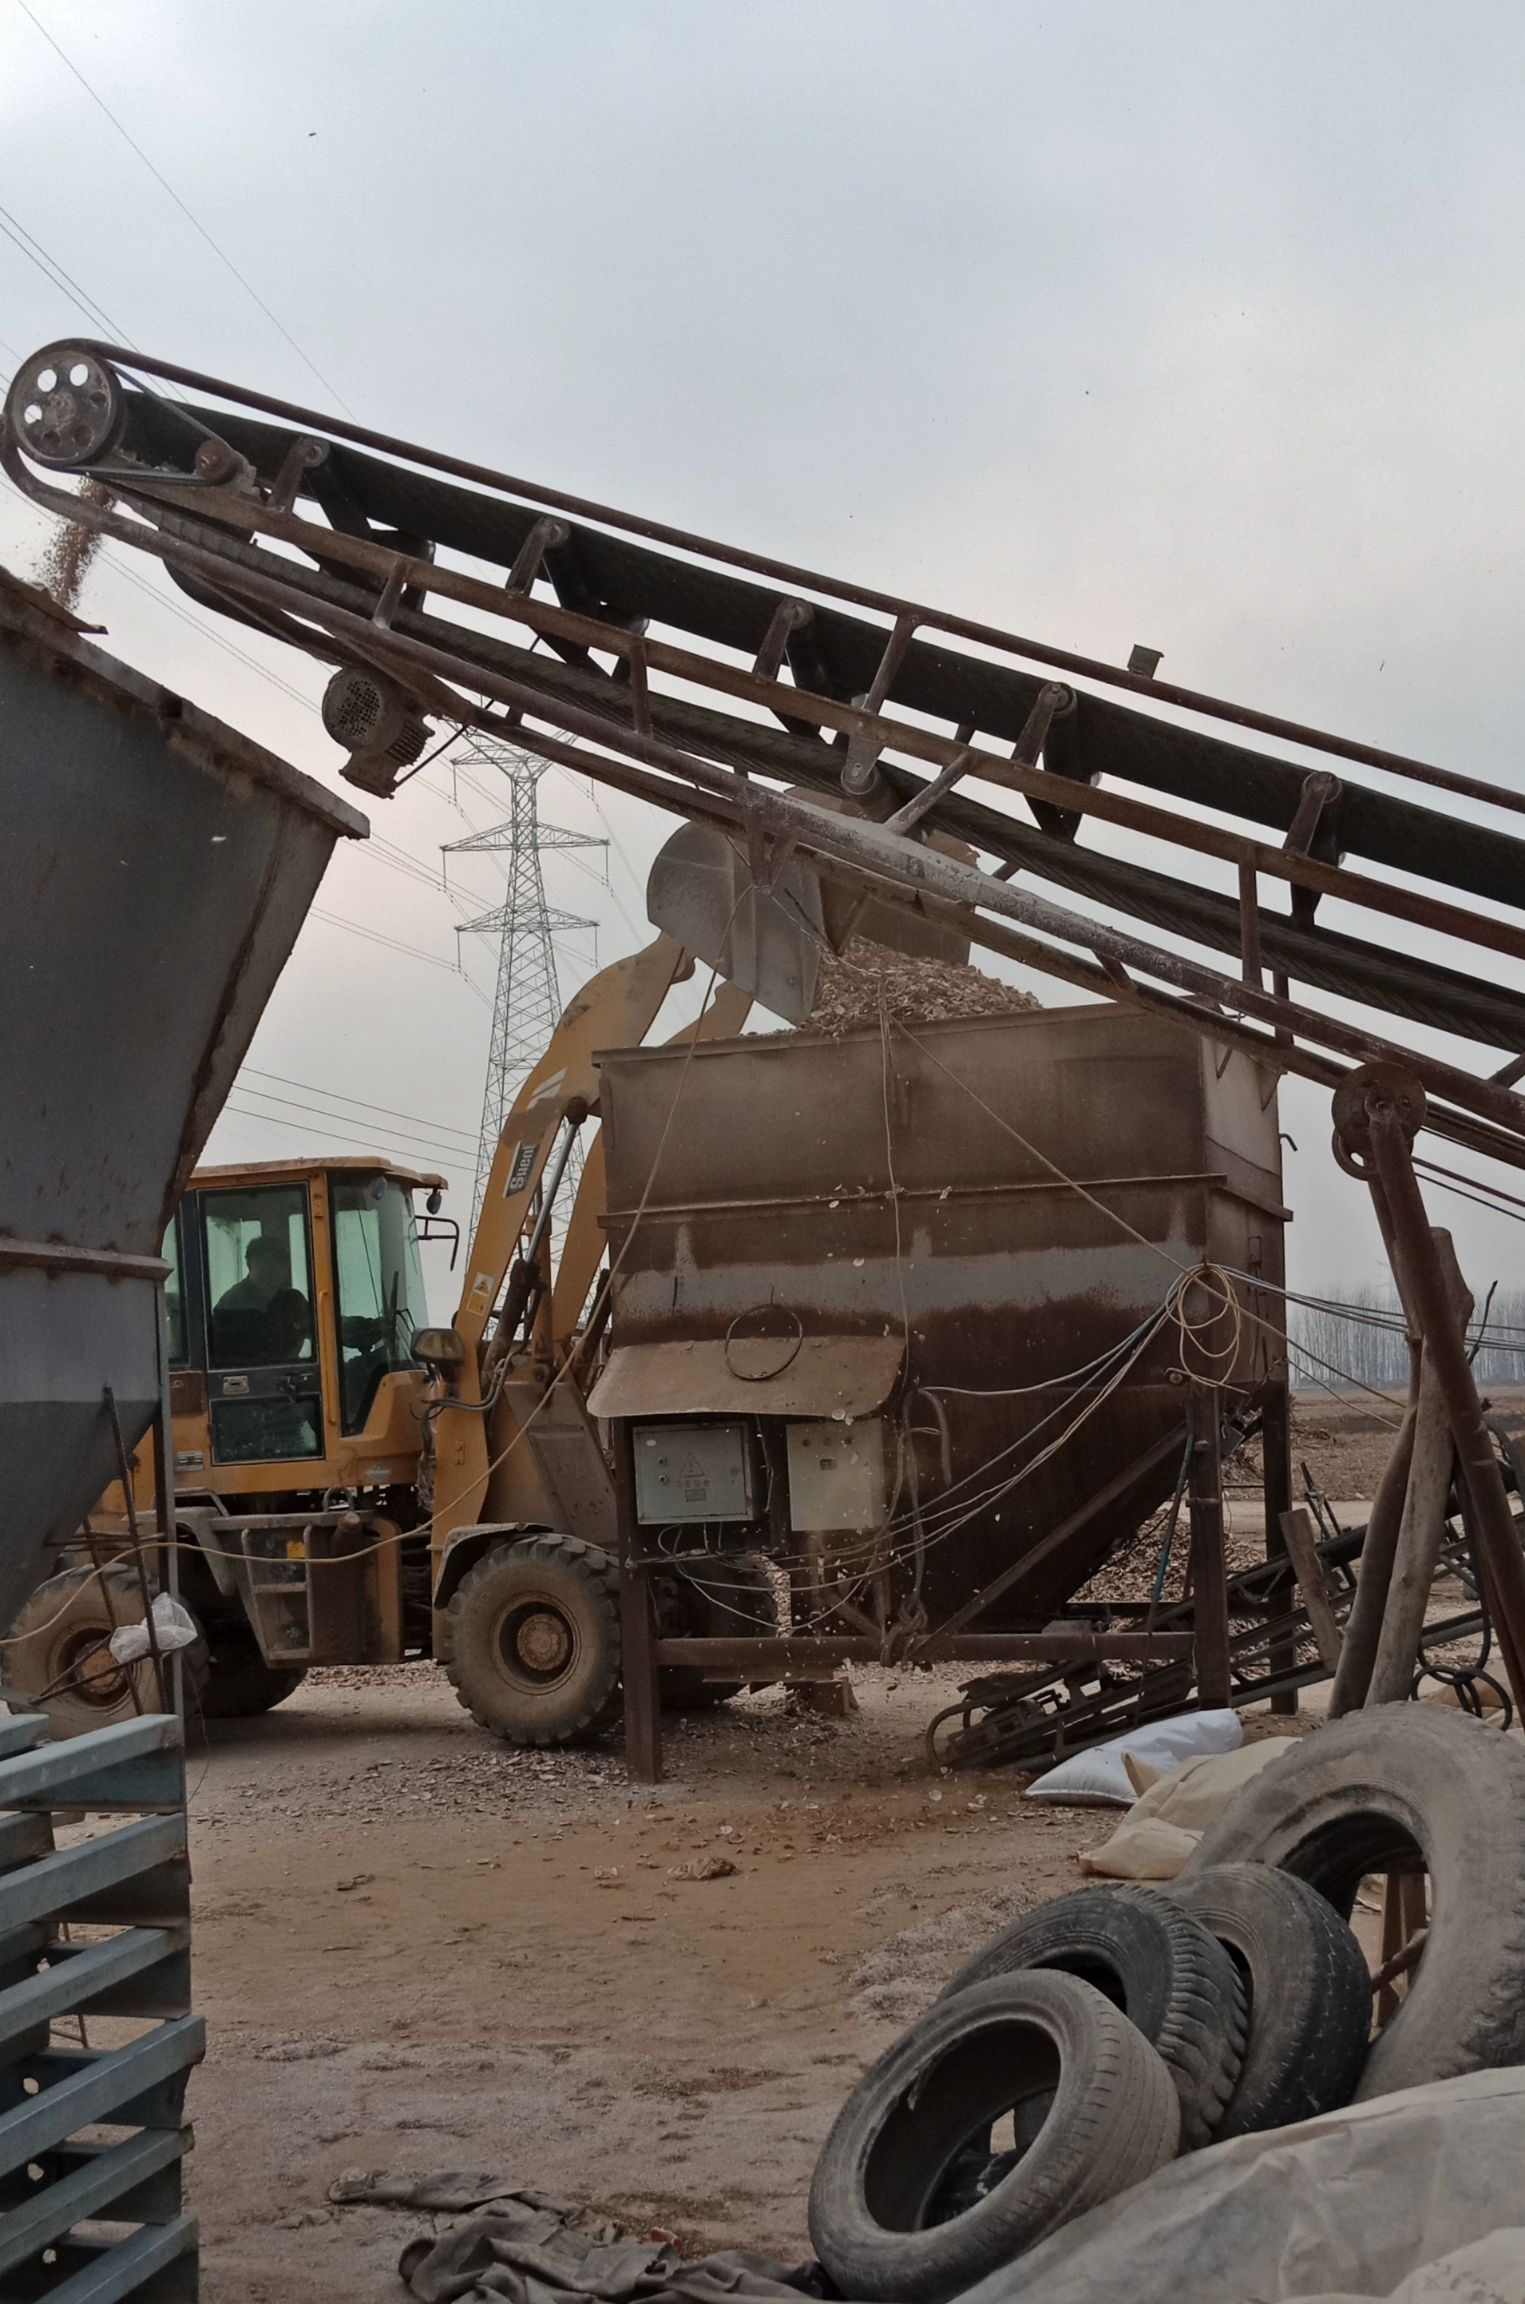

5,1566,182,1738
443,1532,621,1746
657,1556,778,1709
199,1623,308,1719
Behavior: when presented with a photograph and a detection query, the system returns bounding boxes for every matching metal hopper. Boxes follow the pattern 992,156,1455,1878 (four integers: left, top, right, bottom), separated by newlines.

0,567,364,1633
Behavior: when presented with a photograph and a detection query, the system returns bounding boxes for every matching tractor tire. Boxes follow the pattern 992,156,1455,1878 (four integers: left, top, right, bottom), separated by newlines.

4,1566,194,1738
657,1555,777,1710
938,1882,1247,2149
808,1970,1180,2302
198,1623,308,1720
443,1532,621,1747
1188,1702,1525,2100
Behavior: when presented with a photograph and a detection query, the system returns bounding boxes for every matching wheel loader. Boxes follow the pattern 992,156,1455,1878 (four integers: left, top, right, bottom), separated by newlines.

7,931,775,1741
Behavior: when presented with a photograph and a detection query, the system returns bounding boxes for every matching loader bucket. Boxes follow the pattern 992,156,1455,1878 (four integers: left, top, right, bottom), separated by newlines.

647,817,825,1023
0,569,364,1632
646,796,972,1024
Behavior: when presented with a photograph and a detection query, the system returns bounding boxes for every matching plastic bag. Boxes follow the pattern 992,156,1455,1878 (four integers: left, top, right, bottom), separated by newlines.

1024,1708,1243,1806
107,1591,199,1665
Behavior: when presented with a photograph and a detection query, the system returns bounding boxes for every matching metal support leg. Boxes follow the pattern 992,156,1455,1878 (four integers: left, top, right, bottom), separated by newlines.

152,1285,183,1723
1188,1386,1232,1707
1335,1066,1525,1716
1260,1381,1298,1712
614,1421,662,1783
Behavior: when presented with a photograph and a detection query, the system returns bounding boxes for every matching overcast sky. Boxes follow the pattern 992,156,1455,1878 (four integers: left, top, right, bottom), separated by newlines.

5,0,1525,1337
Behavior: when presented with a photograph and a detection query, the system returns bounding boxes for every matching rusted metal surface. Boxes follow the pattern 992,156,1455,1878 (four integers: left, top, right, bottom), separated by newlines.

589,1334,904,1420
654,1634,1197,1669
599,1005,1285,1632
0,567,363,1631
8,344,1525,1176
1187,1381,1232,1705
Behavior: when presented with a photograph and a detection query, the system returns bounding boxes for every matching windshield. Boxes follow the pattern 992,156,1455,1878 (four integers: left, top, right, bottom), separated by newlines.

330,1175,429,1432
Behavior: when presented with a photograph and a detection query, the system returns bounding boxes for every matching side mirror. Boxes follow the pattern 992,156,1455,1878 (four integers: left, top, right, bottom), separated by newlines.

426,1187,443,1215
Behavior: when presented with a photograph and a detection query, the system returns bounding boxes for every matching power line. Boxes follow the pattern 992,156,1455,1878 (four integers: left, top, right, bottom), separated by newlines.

0,195,140,347
239,1066,478,1146
94,559,501,1010
15,0,356,415
102,548,321,710
231,1081,473,1166
219,1098,466,1174
308,904,490,1004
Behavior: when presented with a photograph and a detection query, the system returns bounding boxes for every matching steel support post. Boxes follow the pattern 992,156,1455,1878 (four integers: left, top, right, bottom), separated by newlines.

1336,1066,1525,1716
1260,1380,1298,1712
1188,1385,1233,1706
152,1285,183,1721
614,1421,662,1783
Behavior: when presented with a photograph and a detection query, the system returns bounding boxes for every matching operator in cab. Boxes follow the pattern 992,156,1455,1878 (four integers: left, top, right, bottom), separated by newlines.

213,1237,311,1364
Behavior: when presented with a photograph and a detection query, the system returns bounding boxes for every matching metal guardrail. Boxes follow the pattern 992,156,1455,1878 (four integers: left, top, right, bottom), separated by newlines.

0,1712,200,2302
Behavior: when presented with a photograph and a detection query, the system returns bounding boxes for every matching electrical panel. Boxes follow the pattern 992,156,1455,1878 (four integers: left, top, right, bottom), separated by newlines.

786,1418,890,1532
633,1420,756,1524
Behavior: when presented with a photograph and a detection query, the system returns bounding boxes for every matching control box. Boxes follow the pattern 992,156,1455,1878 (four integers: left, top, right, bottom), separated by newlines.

786,1417,889,1532
633,1420,756,1524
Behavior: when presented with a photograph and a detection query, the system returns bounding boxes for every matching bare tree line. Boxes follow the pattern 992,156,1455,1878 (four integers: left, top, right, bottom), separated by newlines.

1289,1283,1525,1392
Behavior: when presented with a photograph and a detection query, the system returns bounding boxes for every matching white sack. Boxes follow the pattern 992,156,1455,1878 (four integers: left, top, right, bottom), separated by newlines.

1025,1709,1243,1807
959,2068,1525,2304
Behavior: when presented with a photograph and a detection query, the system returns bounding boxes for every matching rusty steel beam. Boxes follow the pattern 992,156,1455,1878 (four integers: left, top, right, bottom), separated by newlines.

38,450,1525,976
1334,1065,1525,1716
18,339,1525,829
614,1422,662,1784
653,1633,1198,1671
1187,1383,1233,1706
13,342,1525,1177
13,427,1525,1070
25,493,1525,1161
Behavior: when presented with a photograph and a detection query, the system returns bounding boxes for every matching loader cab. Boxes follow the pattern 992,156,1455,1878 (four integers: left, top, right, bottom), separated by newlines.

162,1157,442,1498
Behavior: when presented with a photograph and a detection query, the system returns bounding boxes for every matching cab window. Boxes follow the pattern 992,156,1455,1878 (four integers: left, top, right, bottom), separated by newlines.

203,1184,315,1368
331,1175,428,1431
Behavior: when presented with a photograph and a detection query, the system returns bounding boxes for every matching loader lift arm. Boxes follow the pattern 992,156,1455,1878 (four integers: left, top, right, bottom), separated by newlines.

425,935,752,1572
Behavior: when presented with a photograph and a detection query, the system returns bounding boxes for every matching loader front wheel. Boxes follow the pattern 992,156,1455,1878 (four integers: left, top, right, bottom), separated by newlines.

5,1566,185,1738
443,1533,621,1746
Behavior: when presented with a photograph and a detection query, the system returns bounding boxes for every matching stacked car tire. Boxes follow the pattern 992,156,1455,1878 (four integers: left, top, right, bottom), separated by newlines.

807,1706,1525,2303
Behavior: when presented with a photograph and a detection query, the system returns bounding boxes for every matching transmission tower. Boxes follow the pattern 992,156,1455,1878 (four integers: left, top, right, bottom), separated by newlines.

444,733,606,1224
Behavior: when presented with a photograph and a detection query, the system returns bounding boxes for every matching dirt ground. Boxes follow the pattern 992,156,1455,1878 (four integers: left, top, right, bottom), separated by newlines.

179,1392,1443,2300
175,1666,1312,2304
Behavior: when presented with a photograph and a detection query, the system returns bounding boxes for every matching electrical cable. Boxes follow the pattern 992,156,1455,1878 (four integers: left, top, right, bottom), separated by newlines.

239,1067,477,1146
0,197,142,348
15,0,356,415
307,904,485,986
219,1099,463,1173
100,545,321,708
229,1080,473,1165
